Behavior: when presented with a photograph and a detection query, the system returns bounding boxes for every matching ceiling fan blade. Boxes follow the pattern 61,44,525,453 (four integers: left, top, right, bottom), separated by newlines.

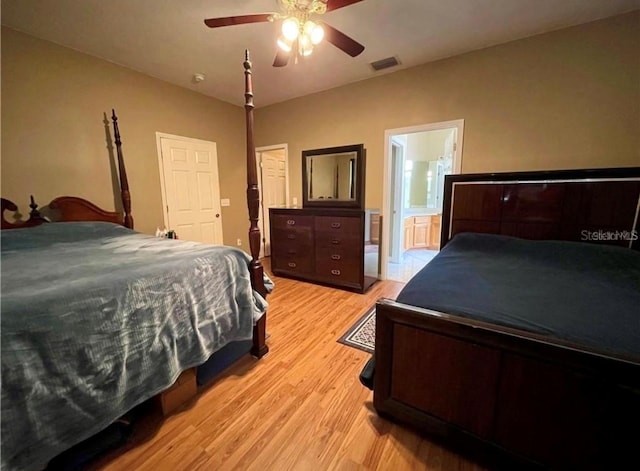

325,0,364,12
321,22,365,57
273,48,290,67
204,14,273,28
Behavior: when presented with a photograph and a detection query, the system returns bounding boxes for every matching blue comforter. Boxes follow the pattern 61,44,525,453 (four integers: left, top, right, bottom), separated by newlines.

398,233,640,359
1,222,271,471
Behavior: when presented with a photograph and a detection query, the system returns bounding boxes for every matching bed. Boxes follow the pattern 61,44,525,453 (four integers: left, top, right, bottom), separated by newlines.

371,167,640,470
1,52,268,471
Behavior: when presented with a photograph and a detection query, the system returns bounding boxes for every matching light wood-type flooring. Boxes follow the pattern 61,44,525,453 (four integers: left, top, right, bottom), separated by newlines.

90,262,485,471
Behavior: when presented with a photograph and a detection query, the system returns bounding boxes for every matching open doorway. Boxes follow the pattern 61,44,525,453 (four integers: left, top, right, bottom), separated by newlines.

382,121,464,282
256,144,289,258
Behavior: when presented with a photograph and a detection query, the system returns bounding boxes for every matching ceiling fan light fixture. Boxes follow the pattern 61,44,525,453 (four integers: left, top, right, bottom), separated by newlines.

203,0,366,67
277,36,293,52
282,17,300,41
303,20,324,45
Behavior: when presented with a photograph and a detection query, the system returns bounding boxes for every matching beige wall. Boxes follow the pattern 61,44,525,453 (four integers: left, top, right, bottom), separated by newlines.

405,129,454,163
255,11,640,211
1,27,251,248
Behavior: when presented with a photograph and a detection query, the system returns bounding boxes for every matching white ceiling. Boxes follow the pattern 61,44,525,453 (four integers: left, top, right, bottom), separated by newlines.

2,0,639,107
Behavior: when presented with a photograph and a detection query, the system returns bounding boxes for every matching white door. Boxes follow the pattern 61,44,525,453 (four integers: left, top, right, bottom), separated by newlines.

159,137,223,244
258,149,288,257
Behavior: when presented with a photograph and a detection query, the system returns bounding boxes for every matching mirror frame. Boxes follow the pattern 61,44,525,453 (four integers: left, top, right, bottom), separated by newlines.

302,144,365,209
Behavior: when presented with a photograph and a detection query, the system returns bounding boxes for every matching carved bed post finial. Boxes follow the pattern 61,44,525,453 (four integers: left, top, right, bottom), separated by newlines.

29,195,41,218
244,50,269,358
111,109,134,230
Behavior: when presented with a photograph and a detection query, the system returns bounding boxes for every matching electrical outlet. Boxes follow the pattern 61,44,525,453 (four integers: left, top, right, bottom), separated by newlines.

236,238,242,246
292,197,298,207
221,198,230,207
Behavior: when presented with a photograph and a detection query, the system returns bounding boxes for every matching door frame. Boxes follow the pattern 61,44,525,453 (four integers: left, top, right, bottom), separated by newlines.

389,137,406,264
381,120,465,280
256,143,290,258
155,132,222,233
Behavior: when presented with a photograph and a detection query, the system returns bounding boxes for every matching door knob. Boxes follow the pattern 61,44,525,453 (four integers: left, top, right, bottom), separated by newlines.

216,214,220,218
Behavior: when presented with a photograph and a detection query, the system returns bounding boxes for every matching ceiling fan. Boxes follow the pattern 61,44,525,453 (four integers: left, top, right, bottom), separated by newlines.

204,0,365,67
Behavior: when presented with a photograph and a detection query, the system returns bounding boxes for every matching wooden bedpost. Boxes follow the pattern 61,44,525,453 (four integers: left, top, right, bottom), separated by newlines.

111,110,134,230
244,50,269,359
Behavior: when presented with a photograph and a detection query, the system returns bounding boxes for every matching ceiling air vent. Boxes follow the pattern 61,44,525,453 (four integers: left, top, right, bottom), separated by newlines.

370,56,400,71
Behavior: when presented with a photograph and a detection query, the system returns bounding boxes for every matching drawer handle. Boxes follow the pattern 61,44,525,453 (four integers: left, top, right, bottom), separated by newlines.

287,249,297,254
287,219,296,225
331,254,341,260
331,269,341,276
287,234,296,240
331,222,341,228
288,262,297,268
331,239,340,245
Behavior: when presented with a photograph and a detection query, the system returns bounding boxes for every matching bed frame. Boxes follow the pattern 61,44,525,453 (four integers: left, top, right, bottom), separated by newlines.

374,167,640,470
1,51,268,395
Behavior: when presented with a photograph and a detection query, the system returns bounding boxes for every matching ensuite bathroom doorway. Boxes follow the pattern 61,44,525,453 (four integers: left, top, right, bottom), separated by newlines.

382,121,464,282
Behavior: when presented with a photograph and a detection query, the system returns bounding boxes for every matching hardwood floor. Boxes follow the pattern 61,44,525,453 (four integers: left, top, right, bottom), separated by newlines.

91,263,486,471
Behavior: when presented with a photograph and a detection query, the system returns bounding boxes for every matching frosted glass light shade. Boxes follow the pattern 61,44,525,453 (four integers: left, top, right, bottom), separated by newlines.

282,18,300,41
303,20,324,45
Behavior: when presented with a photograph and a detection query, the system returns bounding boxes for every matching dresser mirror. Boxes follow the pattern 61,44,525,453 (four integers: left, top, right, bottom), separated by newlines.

302,144,365,209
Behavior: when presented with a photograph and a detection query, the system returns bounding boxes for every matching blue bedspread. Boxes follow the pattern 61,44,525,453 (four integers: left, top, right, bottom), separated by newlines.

1,222,271,471
398,233,640,360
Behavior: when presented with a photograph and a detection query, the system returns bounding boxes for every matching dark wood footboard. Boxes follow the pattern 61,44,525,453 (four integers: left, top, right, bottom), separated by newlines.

374,298,640,470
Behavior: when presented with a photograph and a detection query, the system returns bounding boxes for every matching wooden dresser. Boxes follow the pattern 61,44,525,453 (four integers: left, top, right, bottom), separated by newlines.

269,208,378,292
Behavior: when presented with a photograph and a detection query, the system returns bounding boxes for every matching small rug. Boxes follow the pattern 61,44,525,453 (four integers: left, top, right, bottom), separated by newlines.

338,306,375,353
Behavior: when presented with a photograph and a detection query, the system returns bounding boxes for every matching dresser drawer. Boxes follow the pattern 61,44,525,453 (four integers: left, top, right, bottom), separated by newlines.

315,231,360,249
272,255,313,275
316,246,359,263
273,243,309,258
271,228,312,247
271,214,313,230
315,259,359,284
315,216,361,235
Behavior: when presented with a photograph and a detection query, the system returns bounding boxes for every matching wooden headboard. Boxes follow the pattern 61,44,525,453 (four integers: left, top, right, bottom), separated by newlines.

441,167,640,250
